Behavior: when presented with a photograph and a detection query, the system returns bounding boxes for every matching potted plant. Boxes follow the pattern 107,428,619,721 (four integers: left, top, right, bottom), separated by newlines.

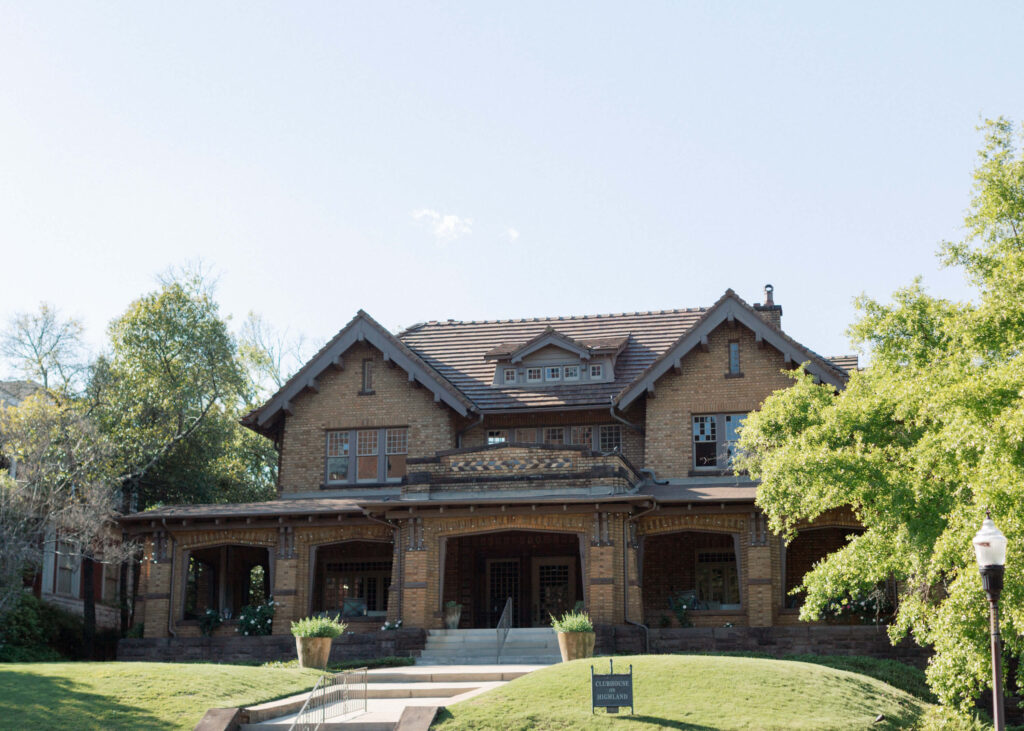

550,609,595,662
443,601,462,629
290,616,347,669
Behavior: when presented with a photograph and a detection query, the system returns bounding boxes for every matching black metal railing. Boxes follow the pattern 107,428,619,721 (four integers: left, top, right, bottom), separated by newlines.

496,596,513,663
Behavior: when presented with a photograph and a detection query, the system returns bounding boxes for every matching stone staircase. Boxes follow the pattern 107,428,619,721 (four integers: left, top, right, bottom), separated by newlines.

416,627,561,665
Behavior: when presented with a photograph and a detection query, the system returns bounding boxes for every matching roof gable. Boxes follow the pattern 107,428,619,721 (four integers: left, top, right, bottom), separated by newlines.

613,290,849,408
244,311,473,432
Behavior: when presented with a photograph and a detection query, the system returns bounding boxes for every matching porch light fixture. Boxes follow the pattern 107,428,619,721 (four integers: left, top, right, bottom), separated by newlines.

973,511,1007,730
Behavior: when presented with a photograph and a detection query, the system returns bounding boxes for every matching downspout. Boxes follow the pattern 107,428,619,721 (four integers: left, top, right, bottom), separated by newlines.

609,399,642,433
363,510,402,621
162,520,177,639
455,412,484,448
623,502,659,653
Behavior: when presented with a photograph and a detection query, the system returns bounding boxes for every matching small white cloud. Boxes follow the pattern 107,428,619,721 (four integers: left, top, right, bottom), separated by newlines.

412,208,473,243
506,227,520,242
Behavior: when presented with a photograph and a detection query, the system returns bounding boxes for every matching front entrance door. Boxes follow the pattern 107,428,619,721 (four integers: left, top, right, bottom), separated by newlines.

532,557,577,626
486,558,520,627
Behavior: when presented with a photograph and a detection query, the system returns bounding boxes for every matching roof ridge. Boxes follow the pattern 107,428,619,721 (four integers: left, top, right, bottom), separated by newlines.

406,306,709,328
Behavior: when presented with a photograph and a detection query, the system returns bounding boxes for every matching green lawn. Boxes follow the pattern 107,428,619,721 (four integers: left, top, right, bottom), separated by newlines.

433,655,935,730
0,662,321,730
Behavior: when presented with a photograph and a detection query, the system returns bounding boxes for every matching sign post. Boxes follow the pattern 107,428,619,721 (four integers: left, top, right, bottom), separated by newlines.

591,659,634,715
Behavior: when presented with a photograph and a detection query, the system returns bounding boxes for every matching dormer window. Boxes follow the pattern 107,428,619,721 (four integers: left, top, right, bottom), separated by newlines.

564,365,580,380
590,364,603,379
545,366,561,381
526,367,542,383
503,368,517,384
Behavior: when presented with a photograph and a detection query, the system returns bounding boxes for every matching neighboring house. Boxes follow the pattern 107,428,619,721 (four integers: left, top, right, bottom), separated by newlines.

1,380,120,629
122,287,861,639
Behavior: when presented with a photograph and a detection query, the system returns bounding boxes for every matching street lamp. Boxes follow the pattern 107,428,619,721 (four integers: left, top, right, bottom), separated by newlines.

973,511,1008,731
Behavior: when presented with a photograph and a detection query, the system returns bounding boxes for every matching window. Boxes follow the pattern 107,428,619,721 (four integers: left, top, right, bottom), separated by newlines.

103,562,119,605
326,431,350,482
55,540,76,597
503,368,517,384
599,425,621,452
543,427,565,445
361,359,374,393
589,364,603,379
515,428,536,443
693,413,747,469
544,366,561,381
385,428,407,481
526,367,542,383
322,560,391,616
327,427,408,484
487,429,508,445
728,341,741,376
563,365,580,380
569,425,592,446
696,551,740,607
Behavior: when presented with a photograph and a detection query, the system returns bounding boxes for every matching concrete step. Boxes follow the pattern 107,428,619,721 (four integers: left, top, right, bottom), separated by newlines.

416,654,561,665
427,628,556,637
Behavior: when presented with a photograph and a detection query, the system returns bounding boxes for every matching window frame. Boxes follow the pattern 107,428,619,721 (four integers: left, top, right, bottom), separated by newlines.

589,363,603,379
526,367,542,383
544,366,561,381
692,413,747,470
360,359,375,394
503,368,517,384
543,427,565,445
726,341,742,377
325,427,408,485
563,364,580,381
487,429,508,445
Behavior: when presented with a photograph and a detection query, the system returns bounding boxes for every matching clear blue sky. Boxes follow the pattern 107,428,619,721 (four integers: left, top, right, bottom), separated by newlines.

2,2,1022,368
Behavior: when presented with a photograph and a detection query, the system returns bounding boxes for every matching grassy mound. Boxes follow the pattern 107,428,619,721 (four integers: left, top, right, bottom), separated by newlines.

433,655,934,730
0,661,321,730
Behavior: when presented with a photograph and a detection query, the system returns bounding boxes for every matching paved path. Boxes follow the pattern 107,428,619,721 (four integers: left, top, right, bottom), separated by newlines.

243,664,548,729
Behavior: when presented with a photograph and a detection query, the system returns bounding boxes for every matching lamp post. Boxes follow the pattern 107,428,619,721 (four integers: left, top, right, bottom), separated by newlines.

973,511,1008,731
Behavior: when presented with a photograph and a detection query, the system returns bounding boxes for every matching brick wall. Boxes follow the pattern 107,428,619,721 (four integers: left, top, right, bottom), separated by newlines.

643,322,792,476
117,628,426,664
278,342,459,494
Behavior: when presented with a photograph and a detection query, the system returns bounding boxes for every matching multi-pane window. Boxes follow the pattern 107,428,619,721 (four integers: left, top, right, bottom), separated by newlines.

545,366,561,381
526,367,542,383
569,425,592,446
693,413,746,468
356,430,379,481
543,427,565,445
385,428,408,480
563,365,580,380
599,425,622,452
589,364,603,379
327,427,408,483
487,429,508,445
696,551,740,607
728,342,741,375
326,431,350,481
503,368,517,384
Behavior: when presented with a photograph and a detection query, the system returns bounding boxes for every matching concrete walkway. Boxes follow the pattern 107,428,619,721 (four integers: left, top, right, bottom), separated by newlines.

242,665,547,730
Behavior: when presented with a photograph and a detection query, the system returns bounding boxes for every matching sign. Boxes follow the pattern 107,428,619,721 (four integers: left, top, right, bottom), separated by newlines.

591,659,634,715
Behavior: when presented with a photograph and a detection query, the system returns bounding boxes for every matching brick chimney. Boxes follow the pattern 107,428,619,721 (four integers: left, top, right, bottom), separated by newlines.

753,284,782,328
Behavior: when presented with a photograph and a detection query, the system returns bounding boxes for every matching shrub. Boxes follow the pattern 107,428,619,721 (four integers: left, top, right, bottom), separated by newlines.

290,615,347,638
0,592,84,661
199,608,222,637
550,609,593,633
380,619,402,631
237,599,277,637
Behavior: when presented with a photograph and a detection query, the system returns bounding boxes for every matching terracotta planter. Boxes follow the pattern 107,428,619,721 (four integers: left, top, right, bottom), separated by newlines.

295,636,333,669
556,631,596,662
444,605,462,630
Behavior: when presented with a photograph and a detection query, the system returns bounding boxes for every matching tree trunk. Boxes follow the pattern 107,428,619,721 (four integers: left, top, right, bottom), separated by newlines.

82,554,96,659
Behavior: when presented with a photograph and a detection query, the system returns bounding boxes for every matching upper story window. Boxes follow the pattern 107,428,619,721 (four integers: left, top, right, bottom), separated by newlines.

543,427,565,445
569,425,592,446
693,413,746,469
326,427,407,485
727,341,741,377
503,368,517,384
599,425,622,452
589,364,603,379
564,365,580,380
544,366,561,381
487,429,508,445
515,427,536,443
361,359,374,394
526,367,542,383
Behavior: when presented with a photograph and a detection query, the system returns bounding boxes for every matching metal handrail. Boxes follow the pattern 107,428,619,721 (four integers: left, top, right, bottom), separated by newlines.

496,596,513,663
289,666,368,731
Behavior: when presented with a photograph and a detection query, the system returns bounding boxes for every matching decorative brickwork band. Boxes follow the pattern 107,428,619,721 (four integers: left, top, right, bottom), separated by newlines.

449,457,573,472
750,510,769,547
592,512,613,546
406,517,424,551
277,525,296,558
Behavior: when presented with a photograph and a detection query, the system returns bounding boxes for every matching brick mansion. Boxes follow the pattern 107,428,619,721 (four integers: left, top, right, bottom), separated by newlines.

122,286,863,640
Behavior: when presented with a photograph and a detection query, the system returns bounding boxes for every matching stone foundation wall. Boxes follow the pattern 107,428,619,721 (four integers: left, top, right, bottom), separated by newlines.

597,625,930,667
117,628,426,664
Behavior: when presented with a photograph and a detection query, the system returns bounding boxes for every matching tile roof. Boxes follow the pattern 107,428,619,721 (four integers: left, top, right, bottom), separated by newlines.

0,380,42,406
827,355,859,373
120,497,366,522
398,308,708,411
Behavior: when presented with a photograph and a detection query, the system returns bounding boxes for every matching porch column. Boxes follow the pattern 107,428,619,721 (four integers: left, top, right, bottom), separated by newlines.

399,517,434,629
271,526,298,635
142,532,172,638
746,510,774,627
586,511,624,625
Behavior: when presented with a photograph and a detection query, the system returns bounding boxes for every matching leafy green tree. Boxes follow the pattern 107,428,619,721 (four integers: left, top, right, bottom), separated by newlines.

735,118,1024,712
